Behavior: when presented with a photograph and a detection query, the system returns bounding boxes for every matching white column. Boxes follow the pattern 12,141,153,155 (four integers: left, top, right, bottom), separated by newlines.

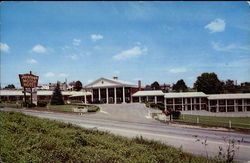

84,95,87,104
114,87,117,104
139,96,141,103
173,98,175,111
181,98,184,111
146,96,148,102
225,99,228,112
98,88,101,101
106,88,109,104
199,97,202,110
234,99,237,112
164,98,167,111
154,96,157,104
122,87,125,103
216,100,219,112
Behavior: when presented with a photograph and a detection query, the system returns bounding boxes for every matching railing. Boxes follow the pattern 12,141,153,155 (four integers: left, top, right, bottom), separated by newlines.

178,115,250,129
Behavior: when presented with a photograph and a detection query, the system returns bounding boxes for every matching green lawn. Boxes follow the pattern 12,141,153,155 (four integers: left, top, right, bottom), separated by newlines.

0,102,99,113
179,114,250,129
0,111,220,163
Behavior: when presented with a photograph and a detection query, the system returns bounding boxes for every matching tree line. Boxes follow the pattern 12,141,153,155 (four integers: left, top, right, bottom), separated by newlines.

149,72,250,94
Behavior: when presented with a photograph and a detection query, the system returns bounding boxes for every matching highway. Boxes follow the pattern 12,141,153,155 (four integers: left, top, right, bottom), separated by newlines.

1,105,250,162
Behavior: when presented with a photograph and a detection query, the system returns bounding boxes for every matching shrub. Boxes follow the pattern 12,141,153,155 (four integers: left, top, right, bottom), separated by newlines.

37,101,48,107
170,111,181,119
156,103,165,111
87,106,100,112
149,103,157,108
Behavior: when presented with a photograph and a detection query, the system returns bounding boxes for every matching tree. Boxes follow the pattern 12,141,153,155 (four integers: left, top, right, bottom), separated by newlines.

50,82,65,105
4,84,15,89
222,80,237,93
74,81,83,91
194,72,223,94
151,81,160,90
172,79,188,92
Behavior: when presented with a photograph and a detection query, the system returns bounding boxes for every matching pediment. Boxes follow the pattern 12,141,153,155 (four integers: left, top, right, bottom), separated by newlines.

85,78,122,88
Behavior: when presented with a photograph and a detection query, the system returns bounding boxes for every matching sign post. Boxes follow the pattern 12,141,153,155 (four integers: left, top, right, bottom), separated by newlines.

19,71,39,107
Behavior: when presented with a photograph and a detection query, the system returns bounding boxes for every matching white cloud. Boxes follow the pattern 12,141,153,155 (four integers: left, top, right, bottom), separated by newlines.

205,19,226,33
73,39,81,46
113,46,148,60
212,42,250,53
44,72,55,78
26,58,37,64
169,68,187,73
247,1,250,6
91,34,103,41
59,73,69,78
67,54,78,60
0,42,10,53
31,44,47,53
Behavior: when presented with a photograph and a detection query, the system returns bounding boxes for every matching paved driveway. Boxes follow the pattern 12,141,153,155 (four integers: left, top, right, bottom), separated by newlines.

86,103,162,124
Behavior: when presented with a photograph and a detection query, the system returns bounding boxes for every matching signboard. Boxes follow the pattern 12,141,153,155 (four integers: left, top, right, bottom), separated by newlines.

19,73,39,88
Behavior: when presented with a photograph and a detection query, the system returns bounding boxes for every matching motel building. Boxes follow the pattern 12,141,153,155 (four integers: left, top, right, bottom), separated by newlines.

1,77,250,113
84,77,138,104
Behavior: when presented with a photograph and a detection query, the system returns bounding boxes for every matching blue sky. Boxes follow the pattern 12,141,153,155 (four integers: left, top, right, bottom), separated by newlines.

1,1,250,88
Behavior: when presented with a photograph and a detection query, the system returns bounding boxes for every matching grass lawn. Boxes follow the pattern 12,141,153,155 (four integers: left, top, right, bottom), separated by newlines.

179,114,250,129
0,102,99,113
0,111,219,163
0,102,22,108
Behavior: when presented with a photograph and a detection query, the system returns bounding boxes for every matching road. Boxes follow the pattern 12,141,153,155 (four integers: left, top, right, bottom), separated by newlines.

1,104,250,162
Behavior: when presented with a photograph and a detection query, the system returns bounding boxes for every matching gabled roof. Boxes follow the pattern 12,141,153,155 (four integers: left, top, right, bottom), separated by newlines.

84,77,137,88
132,90,165,97
208,93,250,100
164,92,207,98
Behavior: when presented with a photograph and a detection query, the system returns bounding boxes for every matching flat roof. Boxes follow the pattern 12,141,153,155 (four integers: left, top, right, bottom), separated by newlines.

0,90,30,96
164,92,207,98
132,90,165,97
208,93,250,100
69,91,92,97
0,90,92,97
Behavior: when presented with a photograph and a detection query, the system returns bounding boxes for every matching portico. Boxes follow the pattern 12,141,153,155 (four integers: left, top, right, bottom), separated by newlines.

85,77,137,104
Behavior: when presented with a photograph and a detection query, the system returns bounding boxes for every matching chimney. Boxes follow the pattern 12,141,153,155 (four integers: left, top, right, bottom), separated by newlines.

138,80,141,91
113,77,118,80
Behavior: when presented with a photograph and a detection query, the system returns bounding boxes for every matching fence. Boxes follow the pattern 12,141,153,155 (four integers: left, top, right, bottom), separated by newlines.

179,114,250,129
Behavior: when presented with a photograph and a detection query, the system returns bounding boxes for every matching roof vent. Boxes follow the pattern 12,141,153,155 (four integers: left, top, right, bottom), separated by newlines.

113,77,118,80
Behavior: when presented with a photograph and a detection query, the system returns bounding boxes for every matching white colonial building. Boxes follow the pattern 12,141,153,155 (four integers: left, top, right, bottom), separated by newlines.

84,77,138,104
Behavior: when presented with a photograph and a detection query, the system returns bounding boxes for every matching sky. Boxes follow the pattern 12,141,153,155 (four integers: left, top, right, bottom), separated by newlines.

1,1,250,88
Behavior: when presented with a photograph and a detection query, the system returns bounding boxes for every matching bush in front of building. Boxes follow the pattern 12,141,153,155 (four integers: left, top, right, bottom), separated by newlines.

22,102,36,108
169,111,181,119
145,102,165,111
87,106,100,112
37,101,49,107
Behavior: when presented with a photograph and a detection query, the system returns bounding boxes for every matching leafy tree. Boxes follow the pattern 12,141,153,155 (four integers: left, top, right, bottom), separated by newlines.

50,82,65,105
151,81,160,90
4,84,15,89
194,72,223,94
74,81,83,91
222,80,237,93
172,79,188,92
